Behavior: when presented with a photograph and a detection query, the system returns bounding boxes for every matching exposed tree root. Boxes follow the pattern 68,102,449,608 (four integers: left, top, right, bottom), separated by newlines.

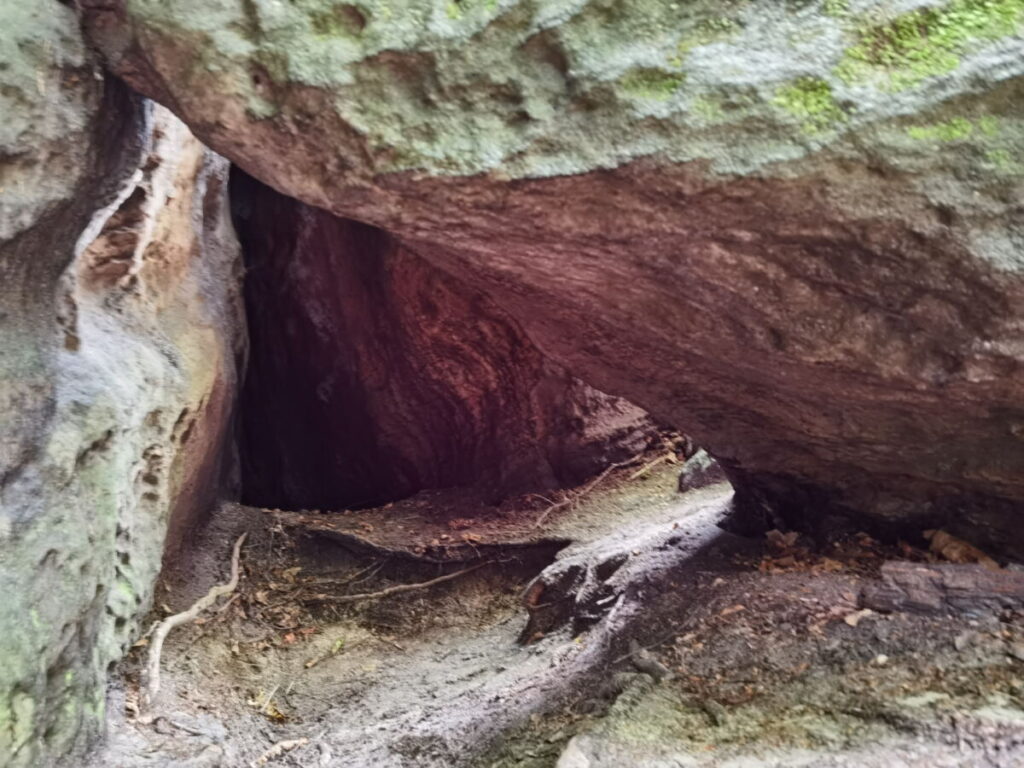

303,561,489,603
143,532,247,712
520,494,728,641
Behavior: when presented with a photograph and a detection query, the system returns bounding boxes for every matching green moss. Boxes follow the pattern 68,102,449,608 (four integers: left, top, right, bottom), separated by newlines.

977,115,1000,136
905,115,1000,142
903,114,1019,173
692,95,725,121
837,0,1024,90
985,147,1014,168
906,116,975,141
619,68,686,101
823,0,850,18
773,76,845,134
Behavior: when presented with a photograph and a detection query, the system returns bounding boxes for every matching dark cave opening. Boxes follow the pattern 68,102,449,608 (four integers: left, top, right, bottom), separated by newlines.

228,168,659,512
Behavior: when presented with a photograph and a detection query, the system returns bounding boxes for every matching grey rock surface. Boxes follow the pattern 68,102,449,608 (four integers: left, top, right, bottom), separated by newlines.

0,7,243,762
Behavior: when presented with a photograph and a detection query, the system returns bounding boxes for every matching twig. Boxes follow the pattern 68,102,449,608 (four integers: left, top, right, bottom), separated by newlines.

250,738,309,767
533,456,640,530
307,560,381,588
344,559,387,591
216,592,241,614
260,684,280,717
379,636,406,652
143,532,247,712
304,637,349,669
628,453,675,481
304,562,488,603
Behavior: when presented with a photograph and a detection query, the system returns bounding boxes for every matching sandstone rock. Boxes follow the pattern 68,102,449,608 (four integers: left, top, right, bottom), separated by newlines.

82,0,1024,554
861,561,1024,616
0,7,243,761
231,171,655,510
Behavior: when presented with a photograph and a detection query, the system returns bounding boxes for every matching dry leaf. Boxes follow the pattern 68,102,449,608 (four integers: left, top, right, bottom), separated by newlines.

281,567,302,583
720,604,746,617
766,529,799,549
844,608,874,627
925,530,1000,571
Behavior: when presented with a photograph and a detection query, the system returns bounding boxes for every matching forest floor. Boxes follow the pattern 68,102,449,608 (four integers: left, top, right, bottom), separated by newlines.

88,457,1024,768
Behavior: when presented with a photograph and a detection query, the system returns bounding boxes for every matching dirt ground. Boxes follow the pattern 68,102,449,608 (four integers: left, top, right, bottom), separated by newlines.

87,459,1024,768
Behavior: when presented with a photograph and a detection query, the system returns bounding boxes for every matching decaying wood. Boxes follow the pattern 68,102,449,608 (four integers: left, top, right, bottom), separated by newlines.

143,532,247,711
304,562,489,604
861,560,1024,615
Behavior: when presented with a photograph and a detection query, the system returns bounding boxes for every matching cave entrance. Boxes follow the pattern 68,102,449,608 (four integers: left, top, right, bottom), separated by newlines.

228,168,665,515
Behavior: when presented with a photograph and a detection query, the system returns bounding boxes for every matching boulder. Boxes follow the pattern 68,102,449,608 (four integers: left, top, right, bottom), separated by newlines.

82,0,1024,552
0,5,243,763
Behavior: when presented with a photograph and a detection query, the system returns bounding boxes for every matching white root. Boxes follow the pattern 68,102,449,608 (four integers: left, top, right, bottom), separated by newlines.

142,532,248,712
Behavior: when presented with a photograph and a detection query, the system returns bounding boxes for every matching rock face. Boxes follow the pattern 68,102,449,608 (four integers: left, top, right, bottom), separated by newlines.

0,6,243,763
232,171,655,510
84,1,1024,551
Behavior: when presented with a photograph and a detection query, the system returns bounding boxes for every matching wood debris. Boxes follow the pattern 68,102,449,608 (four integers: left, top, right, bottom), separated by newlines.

250,738,308,767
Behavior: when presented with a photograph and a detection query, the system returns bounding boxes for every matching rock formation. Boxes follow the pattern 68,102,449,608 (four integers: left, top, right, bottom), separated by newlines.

0,7,243,763
4,0,1024,765
82,0,1024,551
232,171,654,511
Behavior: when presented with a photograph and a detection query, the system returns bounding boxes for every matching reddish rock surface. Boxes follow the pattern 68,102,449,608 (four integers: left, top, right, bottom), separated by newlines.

232,172,656,510
81,0,1024,555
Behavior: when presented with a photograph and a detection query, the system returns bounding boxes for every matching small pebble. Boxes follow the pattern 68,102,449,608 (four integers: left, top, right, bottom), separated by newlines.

954,631,977,652
1007,642,1024,662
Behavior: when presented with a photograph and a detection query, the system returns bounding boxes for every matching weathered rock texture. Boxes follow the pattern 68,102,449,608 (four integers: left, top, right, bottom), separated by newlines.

83,0,1024,551
0,6,243,763
232,171,655,510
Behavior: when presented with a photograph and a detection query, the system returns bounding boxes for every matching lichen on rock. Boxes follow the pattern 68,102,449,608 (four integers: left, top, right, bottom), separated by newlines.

78,0,1024,564
0,7,244,761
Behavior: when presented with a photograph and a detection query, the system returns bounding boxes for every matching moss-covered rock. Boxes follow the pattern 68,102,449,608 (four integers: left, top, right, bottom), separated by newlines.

0,7,243,764
81,0,1024,560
